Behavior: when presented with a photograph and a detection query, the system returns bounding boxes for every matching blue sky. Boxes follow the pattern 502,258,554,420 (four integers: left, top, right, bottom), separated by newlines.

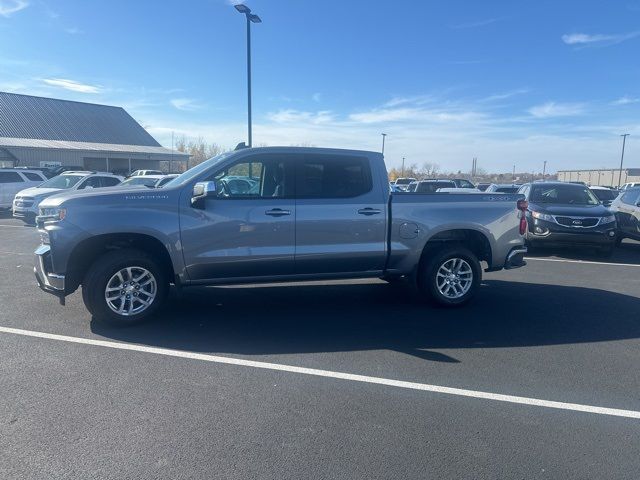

1,0,639,173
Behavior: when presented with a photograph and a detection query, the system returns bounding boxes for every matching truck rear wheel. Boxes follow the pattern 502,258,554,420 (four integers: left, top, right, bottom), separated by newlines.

82,249,168,326
420,246,481,306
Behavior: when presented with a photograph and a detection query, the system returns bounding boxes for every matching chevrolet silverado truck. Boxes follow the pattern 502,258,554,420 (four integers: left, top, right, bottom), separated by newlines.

34,147,528,325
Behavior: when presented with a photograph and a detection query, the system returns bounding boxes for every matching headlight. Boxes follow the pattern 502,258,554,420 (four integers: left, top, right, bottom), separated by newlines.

531,211,554,222
38,207,67,221
601,214,615,224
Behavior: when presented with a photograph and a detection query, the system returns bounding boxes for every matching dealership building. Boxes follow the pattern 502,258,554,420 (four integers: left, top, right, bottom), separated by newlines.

0,92,188,174
556,167,640,187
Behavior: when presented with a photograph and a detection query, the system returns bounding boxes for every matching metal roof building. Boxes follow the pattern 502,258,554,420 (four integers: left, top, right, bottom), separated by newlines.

557,168,640,187
0,92,188,174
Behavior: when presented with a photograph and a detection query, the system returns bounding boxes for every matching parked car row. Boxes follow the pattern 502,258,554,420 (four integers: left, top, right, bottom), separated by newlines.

0,167,178,224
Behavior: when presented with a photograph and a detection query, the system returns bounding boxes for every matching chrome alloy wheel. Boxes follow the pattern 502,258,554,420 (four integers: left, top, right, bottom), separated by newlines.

435,258,473,299
105,266,157,316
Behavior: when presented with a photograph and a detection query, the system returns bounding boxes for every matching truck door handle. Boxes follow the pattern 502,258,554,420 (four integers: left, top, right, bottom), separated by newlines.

265,208,291,217
358,208,382,216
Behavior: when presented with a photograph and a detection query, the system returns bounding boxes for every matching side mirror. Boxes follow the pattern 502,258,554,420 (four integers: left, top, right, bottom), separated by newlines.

191,181,216,208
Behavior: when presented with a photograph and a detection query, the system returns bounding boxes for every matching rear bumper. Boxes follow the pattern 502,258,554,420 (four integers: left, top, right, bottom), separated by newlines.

504,247,527,269
34,245,66,304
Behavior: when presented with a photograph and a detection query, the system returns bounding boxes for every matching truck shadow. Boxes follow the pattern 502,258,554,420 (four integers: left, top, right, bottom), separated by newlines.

91,279,640,363
527,238,640,265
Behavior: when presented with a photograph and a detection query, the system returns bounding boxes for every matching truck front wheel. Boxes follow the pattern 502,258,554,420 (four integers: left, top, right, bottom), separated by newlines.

420,246,481,306
82,249,168,325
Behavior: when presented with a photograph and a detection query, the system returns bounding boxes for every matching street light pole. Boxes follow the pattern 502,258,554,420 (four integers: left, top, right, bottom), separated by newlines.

542,160,547,179
618,134,630,187
235,4,261,148
401,157,405,177
381,133,387,155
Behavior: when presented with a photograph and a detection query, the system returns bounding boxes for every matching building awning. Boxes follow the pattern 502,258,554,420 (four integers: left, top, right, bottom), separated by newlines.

0,136,189,158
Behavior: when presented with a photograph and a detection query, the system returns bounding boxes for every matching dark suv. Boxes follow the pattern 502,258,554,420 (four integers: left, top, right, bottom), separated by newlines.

518,182,617,255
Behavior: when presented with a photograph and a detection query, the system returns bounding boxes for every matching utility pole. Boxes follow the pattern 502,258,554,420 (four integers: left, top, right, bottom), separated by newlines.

381,133,387,155
170,131,174,174
618,134,630,187
542,160,547,179
235,4,262,147
512,165,516,181
401,157,405,177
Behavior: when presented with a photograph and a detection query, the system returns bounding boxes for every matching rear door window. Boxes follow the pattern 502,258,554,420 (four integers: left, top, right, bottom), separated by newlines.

0,172,24,183
296,155,372,198
23,172,44,181
99,176,122,187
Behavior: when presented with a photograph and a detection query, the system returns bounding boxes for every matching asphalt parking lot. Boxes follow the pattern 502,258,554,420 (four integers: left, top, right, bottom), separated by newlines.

1,212,639,479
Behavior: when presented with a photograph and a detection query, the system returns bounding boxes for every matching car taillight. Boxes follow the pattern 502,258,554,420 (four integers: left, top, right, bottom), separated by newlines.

517,199,528,235
517,199,528,211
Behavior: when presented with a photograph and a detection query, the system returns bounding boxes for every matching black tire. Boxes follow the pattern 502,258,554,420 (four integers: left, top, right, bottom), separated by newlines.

420,245,481,306
82,248,168,326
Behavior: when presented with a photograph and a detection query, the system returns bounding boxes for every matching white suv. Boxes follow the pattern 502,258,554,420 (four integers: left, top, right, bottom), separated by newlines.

621,182,640,191
13,171,123,223
0,169,47,210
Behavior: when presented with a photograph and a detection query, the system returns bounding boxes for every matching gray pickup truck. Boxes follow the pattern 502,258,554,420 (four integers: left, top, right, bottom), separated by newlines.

35,147,527,325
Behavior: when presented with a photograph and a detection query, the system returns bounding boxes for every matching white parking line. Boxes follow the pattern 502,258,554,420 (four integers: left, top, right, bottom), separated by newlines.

526,257,640,268
1,325,639,420
0,224,26,228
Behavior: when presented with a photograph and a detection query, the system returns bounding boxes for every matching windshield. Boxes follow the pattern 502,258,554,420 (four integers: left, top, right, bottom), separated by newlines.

395,178,415,185
495,187,519,193
120,177,158,187
416,181,454,193
38,175,84,189
591,189,617,201
531,185,600,205
163,152,236,188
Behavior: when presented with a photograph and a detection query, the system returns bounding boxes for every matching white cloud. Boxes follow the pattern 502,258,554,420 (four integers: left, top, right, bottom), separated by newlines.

383,95,435,107
0,0,29,17
611,96,640,106
131,94,640,174
170,98,203,111
450,18,503,29
349,107,484,124
562,31,640,46
65,27,83,34
268,109,335,125
480,88,530,102
528,102,584,118
42,77,101,93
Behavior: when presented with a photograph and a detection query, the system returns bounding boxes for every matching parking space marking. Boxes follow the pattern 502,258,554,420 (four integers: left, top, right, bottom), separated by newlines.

0,224,27,228
526,257,640,268
1,325,639,420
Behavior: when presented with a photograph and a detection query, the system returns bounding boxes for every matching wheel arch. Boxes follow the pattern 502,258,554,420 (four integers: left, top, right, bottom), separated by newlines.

65,233,175,294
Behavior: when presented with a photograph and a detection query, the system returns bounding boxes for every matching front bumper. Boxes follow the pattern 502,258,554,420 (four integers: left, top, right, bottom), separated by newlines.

34,245,66,304
12,201,38,219
527,218,616,246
